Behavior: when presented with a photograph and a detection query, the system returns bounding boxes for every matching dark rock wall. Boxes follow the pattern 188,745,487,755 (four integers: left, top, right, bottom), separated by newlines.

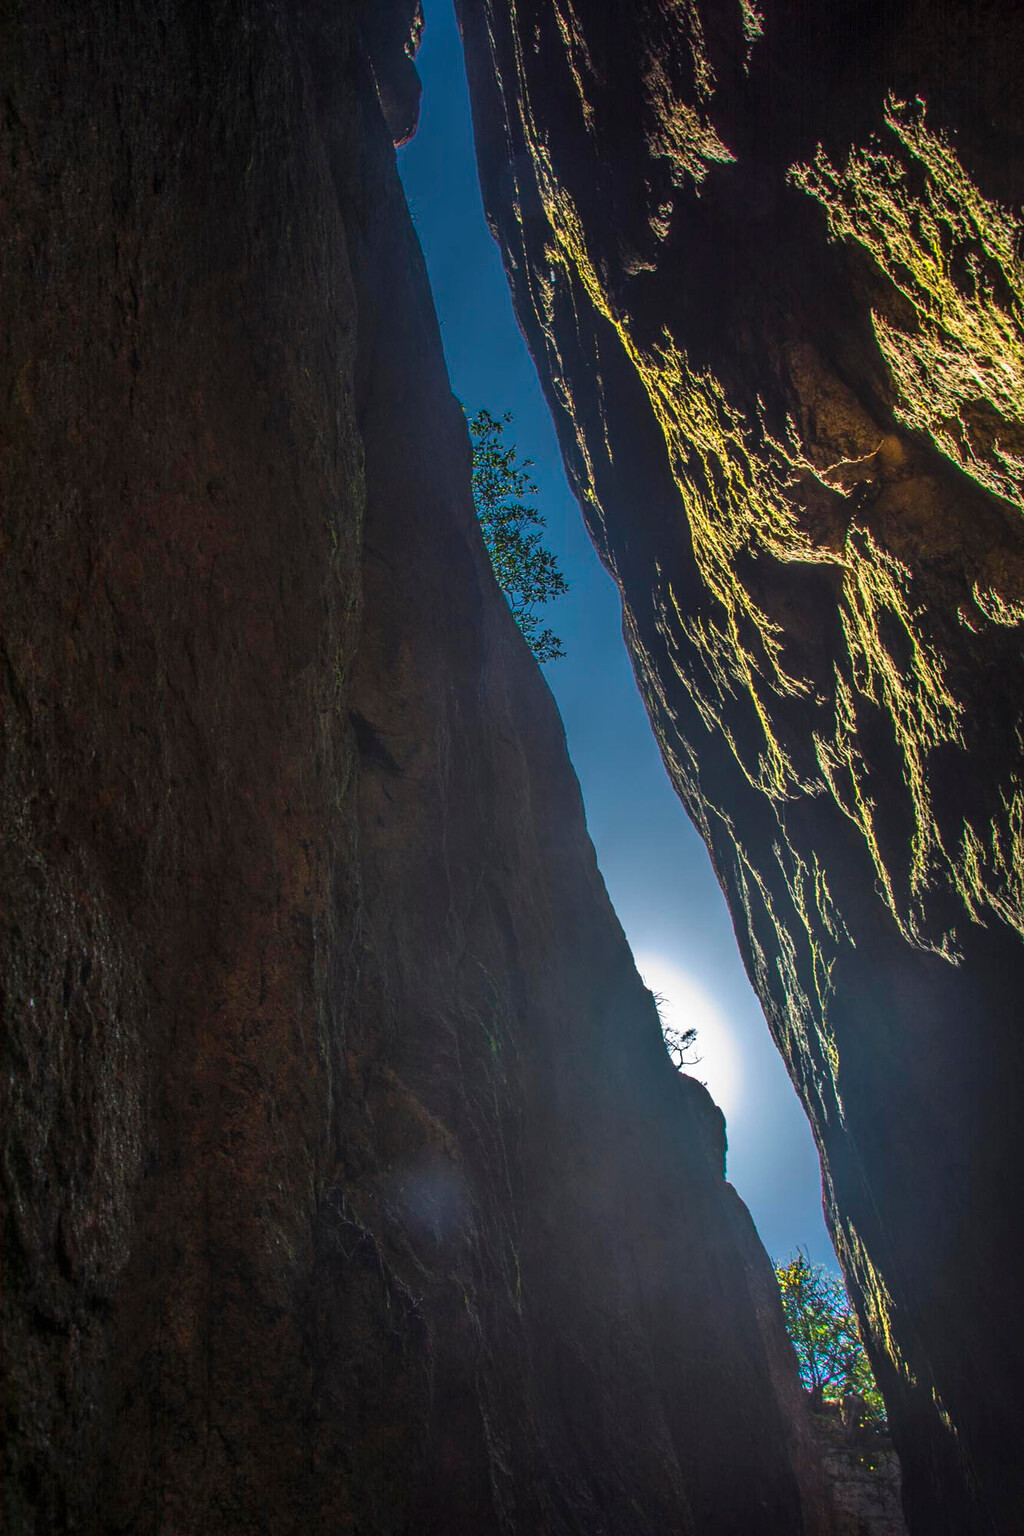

1,2,832,1530
455,1,1024,1531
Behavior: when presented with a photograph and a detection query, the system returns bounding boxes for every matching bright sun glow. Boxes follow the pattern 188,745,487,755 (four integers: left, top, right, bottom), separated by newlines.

635,951,743,1121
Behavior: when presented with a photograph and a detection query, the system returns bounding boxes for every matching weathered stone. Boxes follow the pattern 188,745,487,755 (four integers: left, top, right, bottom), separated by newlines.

361,0,424,145
1,2,834,1530
456,1,1024,1530
812,1404,906,1536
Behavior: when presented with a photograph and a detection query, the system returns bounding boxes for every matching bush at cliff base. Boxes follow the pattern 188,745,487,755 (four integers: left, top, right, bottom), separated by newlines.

775,1251,887,1427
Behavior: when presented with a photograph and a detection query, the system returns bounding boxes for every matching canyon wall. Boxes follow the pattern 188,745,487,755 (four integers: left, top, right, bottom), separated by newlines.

456,1,1024,1531
0,2,833,1530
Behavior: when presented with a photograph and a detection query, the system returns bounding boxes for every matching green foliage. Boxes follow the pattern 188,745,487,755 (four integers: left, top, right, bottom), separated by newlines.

775,1251,887,1426
469,408,568,663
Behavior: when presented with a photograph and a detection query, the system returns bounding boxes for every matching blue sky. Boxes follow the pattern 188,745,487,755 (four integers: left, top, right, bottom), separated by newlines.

398,0,834,1267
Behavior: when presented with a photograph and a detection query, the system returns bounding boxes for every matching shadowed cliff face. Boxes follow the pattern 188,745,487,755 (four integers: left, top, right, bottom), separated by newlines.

455,1,1024,1531
0,2,835,1530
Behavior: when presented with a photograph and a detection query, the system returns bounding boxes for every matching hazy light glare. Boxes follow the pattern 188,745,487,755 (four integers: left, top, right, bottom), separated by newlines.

635,951,743,1121
397,0,836,1263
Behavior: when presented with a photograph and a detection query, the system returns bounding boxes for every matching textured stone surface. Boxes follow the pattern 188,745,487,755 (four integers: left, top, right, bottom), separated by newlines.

456,1,1024,1531
1,2,834,1530
812,1406,906,1536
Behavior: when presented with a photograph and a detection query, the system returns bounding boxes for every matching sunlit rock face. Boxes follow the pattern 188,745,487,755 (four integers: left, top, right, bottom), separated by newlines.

0,2,834,1530
456,1,1024,1530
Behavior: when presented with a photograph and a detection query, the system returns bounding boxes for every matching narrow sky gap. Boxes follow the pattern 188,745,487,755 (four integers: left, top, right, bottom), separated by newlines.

398,0,834,1266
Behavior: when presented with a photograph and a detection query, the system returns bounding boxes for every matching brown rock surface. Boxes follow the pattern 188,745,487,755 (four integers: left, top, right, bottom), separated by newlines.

456,0,1024,1530
1,1,833,1530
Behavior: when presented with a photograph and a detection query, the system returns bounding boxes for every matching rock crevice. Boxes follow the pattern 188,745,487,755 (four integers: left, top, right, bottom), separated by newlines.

2,2,833,1530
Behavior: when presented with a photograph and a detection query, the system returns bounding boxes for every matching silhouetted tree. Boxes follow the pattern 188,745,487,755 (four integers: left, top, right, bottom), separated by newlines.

469,408,568,662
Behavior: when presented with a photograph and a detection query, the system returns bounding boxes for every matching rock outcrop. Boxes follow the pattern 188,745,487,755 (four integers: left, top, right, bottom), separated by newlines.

811,1405,906,1536
456,1,1024,1531
1,2,833,1530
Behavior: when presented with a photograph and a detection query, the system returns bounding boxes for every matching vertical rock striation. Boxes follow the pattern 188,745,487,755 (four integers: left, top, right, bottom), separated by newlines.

456,1,1024,1531
1,2,831,1530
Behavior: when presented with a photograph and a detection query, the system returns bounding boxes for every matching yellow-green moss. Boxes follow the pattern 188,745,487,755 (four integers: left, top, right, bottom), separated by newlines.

842,1226,915,1388
957,781,1024,942
528,71,1024,955
791,98,1024,513
551,0,596,131
972,583,1024,626
498,23,1024,1245
491,23,1024,1435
